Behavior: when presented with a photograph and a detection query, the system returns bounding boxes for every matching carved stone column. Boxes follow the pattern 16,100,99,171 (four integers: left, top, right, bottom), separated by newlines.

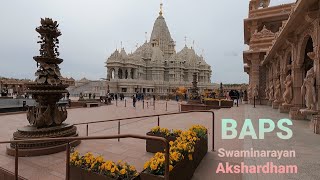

289,64,305,120
114,67,119,80
251,56,260,90
128,68,132,79
134,68,138,79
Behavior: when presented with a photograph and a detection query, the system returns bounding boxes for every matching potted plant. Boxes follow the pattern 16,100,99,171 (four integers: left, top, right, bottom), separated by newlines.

220,99,233,108
146,127,181,153
70,152,139,180
142,125,208,180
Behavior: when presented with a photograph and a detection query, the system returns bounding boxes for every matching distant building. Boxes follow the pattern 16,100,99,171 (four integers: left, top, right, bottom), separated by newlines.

61,77,75,87
105,4,214,96
68,78,107,97
0,77,32,96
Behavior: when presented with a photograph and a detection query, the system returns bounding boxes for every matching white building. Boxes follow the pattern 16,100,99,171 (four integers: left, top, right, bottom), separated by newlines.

105,5,214,96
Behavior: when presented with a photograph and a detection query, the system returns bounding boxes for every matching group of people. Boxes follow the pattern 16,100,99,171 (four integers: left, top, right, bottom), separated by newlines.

132,93,156,108
108,93,125,101
226,90,243,104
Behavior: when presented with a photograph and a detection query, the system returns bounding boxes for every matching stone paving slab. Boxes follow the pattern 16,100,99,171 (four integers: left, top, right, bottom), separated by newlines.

0,101,318,179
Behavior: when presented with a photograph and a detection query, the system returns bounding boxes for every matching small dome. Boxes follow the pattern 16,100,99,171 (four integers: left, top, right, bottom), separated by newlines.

151,46,164,63
134,42,152,59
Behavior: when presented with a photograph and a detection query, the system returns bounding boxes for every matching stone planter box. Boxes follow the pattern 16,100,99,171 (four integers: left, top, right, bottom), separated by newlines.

146,132,177,153
141,137,207,180
203,100,220,107
220,100,233,108
70,165,140,180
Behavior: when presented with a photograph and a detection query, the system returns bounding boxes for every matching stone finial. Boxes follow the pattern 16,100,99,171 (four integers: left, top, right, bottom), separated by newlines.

159,0,163,16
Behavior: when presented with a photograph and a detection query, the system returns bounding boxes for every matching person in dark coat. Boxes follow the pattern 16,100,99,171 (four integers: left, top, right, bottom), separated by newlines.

132,95,137,108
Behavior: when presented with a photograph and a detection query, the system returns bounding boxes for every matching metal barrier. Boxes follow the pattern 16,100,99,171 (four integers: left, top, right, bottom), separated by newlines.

73,110,215,151
0,134,169,180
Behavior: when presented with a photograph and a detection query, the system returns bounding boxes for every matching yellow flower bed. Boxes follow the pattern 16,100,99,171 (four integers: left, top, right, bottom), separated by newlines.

150,126,182,137
203,98,220,101
144,125,207,176
70,151,138,179
203,98,232,102
189,125,208,139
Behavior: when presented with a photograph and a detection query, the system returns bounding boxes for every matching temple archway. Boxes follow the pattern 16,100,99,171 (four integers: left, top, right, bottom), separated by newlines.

110,69,115,79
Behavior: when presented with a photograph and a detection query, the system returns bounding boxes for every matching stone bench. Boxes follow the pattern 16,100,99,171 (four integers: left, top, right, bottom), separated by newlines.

86,102,100,108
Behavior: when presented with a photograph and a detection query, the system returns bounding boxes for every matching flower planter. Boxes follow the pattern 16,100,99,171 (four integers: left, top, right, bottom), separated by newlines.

220,100,233,108
70,165,140,180
146,132,177,153
203,100,220,106
141,137,208,180
192,137,208,169
140,158,193,180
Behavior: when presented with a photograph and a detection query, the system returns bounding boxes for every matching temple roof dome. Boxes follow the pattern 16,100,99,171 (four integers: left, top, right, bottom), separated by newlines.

134,42,152,59
151,46,164,63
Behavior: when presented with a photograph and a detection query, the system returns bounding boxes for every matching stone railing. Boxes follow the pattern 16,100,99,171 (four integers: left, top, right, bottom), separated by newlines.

249,3,293,18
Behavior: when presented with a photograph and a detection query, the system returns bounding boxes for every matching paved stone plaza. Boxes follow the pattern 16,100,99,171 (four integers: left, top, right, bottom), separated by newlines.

0,100,319,180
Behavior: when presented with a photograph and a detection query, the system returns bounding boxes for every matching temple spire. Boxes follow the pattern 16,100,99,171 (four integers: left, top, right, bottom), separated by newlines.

145,32,148,42
159,0,163,16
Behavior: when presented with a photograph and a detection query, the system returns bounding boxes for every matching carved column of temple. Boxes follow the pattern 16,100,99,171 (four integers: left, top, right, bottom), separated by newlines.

315,26,320,111
128,68,132,79
274,58,281,108
107,68,111,80
250,54,260,101
268,63,273,106
265,64,269,100
133,68,139,79
114,67,119,80
289,36,304,109
278,51,286,105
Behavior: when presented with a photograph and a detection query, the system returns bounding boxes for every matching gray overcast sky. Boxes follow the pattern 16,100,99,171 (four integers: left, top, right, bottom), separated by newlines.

0,0,294,83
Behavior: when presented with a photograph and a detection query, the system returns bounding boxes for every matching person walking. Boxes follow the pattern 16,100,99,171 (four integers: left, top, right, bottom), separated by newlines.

132,95,137,108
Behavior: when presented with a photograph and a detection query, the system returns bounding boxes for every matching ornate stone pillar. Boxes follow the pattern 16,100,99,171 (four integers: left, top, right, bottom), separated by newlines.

128,68,132,79
107,68,111,80
292,67,303,107
249,54,260,104
134,68,138,80
114,67,119,80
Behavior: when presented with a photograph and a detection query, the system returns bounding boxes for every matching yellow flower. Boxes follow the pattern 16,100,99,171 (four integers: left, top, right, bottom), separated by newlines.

111,167,116,173
143,161,150,170
90,163,95,168
150,162,158,170
129,165,136,171
169,165,173,171
106,163,112,170
120,168,126,175
95,156,104,163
